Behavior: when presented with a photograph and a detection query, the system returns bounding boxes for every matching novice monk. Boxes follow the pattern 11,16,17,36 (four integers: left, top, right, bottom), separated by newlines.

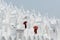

23,21,27,29
33,26,38,34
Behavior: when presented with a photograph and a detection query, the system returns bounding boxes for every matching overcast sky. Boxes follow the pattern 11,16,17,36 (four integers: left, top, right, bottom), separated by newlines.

5,0,60,18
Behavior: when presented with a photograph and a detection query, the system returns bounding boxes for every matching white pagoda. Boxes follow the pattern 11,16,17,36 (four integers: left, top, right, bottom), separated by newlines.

0,0,60,40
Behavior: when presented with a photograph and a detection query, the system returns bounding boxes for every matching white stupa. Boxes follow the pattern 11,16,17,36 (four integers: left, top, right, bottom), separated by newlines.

0,0,60,40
